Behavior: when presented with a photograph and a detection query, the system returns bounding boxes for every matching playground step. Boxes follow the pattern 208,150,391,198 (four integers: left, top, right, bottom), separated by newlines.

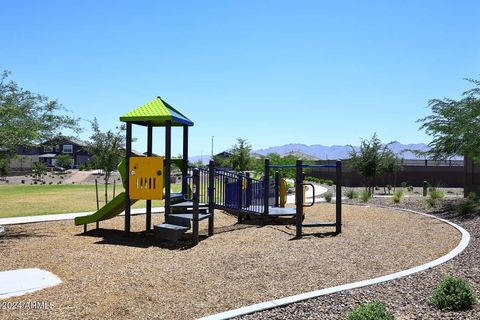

168,212,213,222
171,201,209,209
154,223,190,242
165,214,191,228
266,207,296,217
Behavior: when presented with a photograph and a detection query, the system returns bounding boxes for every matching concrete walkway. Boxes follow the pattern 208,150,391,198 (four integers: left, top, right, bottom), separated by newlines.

0,207,164,226
285,179,328,204
0,268,62,299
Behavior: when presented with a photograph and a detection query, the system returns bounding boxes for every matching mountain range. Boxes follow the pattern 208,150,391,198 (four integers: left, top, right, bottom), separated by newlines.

189,141,462,163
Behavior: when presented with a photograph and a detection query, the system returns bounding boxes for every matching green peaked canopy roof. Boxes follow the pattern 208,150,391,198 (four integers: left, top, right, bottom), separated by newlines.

120,97,194,127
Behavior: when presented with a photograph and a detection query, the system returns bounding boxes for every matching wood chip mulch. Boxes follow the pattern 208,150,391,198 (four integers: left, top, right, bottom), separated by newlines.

0,203,460,320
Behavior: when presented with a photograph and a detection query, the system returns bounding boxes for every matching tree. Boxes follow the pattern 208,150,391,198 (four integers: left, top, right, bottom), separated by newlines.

212,153,231,168
85,118,125,203
32,161,47,181
0,158,10,180
379,150,403,193
55,153,73,170
230,138,253,172
0,70,80,159
418,78,480,162
348,133,390,195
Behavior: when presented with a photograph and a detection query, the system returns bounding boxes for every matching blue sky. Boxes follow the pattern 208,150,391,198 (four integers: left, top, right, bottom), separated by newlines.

1,0,479,157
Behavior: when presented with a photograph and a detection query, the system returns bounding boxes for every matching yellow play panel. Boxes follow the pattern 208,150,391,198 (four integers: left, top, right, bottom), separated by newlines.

129,157,164,200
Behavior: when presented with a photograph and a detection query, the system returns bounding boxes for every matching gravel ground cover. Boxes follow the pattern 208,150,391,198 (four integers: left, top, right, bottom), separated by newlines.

239,196,480,320
0,203,459,319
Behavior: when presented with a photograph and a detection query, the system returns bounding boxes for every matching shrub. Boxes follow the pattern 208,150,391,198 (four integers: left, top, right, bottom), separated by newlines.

49,181,53,185
456,200,477,215
347,301,394,320
360,190,370,202
392,190,404,204
431,276,477,311
426,190,444,207
324,192,333,203
468,192,479,202
21,180,25,184
400,181,407,188
407,185,414,192
375,186,380,191
345,189,358,199
324,179,334,186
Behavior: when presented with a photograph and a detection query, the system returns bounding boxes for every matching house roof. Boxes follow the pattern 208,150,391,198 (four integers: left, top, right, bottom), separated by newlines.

39,153,57,158
119,97,193,127
43,136,87,147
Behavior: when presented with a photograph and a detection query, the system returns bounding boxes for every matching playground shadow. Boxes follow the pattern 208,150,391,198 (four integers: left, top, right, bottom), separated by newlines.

0,229,52,244
78,228,207,250
268,224,340,240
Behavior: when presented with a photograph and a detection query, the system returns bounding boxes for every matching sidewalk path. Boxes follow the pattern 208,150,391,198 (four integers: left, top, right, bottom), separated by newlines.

0,207,164,226
285,179,328,204
0,269,62,299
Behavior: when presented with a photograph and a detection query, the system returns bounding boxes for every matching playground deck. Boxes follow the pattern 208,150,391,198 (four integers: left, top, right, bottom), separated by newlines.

0,204,460,320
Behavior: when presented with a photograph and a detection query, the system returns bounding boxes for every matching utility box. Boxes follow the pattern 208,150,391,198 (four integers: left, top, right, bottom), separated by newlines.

129,157,164,200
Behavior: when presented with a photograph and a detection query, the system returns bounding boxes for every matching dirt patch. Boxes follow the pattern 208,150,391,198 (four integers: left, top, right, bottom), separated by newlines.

0,204,460,320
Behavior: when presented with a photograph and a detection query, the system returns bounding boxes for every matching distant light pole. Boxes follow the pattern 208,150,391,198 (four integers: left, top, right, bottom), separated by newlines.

211,136,214,158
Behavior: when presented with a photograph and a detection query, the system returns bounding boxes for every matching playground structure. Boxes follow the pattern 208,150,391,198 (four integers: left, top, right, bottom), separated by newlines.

74,97,342,244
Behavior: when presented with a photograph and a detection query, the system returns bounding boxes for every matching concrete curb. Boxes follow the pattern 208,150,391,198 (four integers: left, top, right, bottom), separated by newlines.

198,207,470,320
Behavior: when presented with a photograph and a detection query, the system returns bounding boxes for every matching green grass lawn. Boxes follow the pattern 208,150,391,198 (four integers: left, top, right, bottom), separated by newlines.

0,184,181,218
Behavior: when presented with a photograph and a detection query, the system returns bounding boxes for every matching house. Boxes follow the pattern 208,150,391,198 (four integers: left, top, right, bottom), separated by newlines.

11,136,92,169
38,136,91,168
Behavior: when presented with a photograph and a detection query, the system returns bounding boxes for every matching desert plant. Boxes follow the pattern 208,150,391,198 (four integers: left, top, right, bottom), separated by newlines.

400,181,407,188
407,185,414,192
324,192,333,203
392,190,404,204
324,179,334,186
21,179,25,184
456,200,478,215
345,189,358,199
347,301,394,320
387,185,392,194
360,190,370,202
426,190,445,207
431,276,477,311
468,192,479,202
